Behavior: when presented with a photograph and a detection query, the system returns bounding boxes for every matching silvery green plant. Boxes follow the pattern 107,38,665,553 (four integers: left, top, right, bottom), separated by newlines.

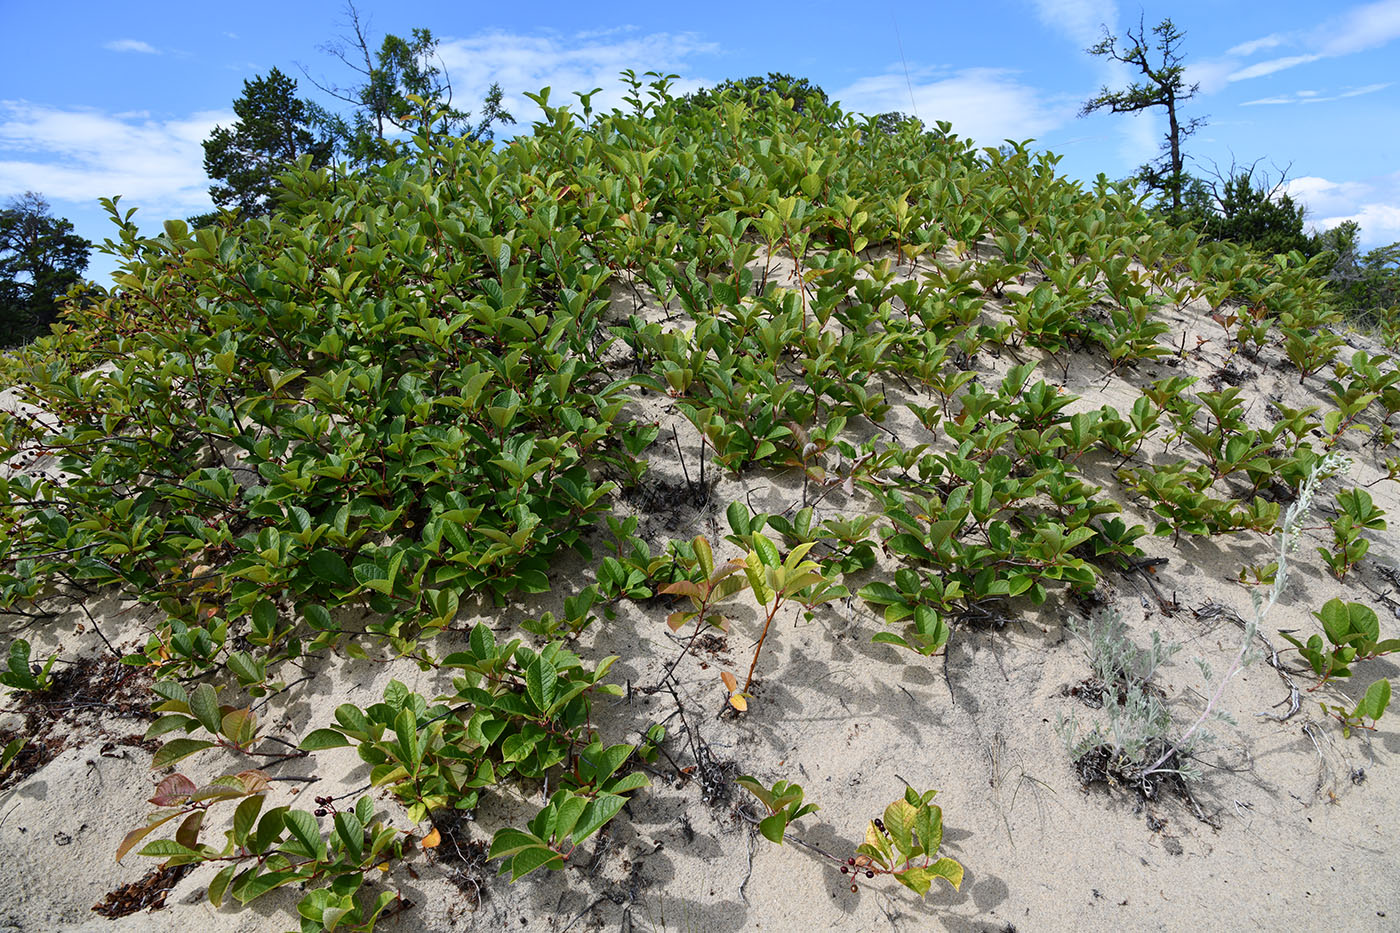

1069,609,1180,699
1061,453,1347,792
1057,610,1187,787
1141,451,1347,781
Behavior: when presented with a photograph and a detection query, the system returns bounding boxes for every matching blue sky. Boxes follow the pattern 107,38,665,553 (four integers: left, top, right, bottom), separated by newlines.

2,1,1398,281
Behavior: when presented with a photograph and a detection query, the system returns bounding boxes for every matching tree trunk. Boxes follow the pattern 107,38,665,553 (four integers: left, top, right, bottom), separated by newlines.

1166,89,1182,215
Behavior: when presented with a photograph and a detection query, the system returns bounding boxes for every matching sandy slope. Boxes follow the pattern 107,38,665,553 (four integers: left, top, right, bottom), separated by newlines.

2,254,1398,933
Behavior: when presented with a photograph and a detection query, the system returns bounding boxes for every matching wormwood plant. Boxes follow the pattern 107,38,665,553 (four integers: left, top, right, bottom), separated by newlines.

1061,452,1346,794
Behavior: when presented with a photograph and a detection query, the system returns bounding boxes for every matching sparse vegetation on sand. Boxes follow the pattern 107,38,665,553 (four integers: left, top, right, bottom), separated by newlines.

1,74,1397,931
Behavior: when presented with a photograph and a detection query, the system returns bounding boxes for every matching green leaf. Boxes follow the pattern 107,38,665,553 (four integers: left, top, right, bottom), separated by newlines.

226,651,263,685
334,811,365,861
232,867,304,904
896,865,937,896
858,582,904,605
758,812,787,844
188,683,223,735
283,809,326,861
299,728,352,751
137,839,201,860
250,807,288,854
507,845,563,880
753,532,780,568
883,799,917,858
525,655,557,712
550,794,588,843
308,550,355,587
927,856,964,890
726,501,751,537
251,598,278,634
393,707,422,772
151,738,216,769
1360,678,1391,721
572,793,625,844
232,794,264,847
488,827,542,860
207,865,236,908
145,713,197,739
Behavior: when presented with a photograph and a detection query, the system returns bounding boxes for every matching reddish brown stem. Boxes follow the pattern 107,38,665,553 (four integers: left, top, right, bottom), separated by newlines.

742,600,784,694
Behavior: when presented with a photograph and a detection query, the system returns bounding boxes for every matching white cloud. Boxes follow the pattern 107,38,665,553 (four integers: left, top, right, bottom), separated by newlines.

1224,0,1400,82
104,39,159,54
1318,0,1400,55
1285,172,1400,245
432,30,720,125
1320,203,1400,244
1284,176,1370,214
0,101,228,215
1027,0,1118,45
1242,82,1391,105
835,67,1070,144
1227,34,1286,57
1229,54,1322,82
1185,59,1239,95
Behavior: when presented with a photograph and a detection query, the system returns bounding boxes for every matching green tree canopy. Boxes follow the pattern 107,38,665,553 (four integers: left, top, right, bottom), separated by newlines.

683,73,830,115
305,4,513,165
1178,166,1310,257
1312,220,1400,320
0,192,90,345
201,67,333,219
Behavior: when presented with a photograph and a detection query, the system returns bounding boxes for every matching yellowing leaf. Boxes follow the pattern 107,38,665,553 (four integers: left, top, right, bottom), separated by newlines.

728,693,748,712
421,828,442,849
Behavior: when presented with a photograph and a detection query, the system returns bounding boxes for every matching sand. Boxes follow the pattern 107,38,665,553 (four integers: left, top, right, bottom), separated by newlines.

2,250,1398,933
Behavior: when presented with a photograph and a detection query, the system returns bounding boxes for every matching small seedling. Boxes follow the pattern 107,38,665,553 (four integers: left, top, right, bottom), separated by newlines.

1280,599,1400,688
736,531,847,706
0,639,57,693
1322,678,1392,737
735,775,819,843
848,787,964,897
1317,488,1386,580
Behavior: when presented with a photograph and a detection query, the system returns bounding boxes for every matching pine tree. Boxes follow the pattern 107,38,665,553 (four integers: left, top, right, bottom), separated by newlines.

202,67,333,218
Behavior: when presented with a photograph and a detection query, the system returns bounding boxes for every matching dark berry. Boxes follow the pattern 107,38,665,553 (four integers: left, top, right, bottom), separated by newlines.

840,866,849,874
314,808,327,816
850,884,858,893
865,870,874,879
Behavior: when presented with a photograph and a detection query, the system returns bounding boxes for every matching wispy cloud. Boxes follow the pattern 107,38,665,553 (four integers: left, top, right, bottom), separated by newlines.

1229,54,1323,81
1242,83,1391,105
1227,34,1286,57
425,30,720,124
104,39,159,55
835,67,1072,144
0,101,227,214
1319,0,1400,55
1027,0,1118,45
1226,0,1400,82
